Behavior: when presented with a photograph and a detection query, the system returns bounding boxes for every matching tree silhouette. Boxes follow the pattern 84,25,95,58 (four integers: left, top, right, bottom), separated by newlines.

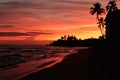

106,0,118,12
105,0,119,40
90,2,105,20
97,17,105,37
60,36,64,40
90,2,105,36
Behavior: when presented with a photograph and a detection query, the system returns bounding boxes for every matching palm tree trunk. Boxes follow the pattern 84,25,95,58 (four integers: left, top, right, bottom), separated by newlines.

99,26,104,36
97,14,99,20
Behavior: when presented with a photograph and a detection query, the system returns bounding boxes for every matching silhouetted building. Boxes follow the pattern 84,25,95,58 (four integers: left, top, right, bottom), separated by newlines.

105,9,120,43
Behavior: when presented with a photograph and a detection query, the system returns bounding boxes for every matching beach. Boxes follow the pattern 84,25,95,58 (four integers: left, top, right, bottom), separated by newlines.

20,46,120,80
20,48,97,80
0,45,83,80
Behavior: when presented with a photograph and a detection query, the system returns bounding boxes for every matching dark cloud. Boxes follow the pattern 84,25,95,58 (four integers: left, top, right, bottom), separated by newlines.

58,0,92,5
0,0,90,10
0,32,53,36
0,0,94,31
0,1,49,10
0,1,34,8
0,24,14,27
28,32,54,35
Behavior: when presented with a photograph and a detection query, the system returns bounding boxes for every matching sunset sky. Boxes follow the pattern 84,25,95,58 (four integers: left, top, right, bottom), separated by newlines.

0,0,120,42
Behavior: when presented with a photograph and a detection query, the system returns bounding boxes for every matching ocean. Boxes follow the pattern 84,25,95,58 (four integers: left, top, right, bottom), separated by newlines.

0,44,88,80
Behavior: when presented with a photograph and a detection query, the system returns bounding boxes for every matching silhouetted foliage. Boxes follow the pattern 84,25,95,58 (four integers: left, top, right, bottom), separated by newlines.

49,35,105,47
106,0,118,12
105,10,120,42
90,0,120,44
90,2,105,20
90,2,105,37
105,0,120,44
97,17,105,37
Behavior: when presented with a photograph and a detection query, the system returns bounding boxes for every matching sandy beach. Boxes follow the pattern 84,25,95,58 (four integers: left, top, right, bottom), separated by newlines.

0,45,82,80
20,46,120,80
20,48,97,80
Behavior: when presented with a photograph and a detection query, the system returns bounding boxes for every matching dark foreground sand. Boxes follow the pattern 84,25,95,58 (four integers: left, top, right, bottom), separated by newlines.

20,47,120,80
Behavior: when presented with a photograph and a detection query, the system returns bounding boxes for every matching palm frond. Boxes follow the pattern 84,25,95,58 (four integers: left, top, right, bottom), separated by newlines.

90,10,95,15
106,0,118,12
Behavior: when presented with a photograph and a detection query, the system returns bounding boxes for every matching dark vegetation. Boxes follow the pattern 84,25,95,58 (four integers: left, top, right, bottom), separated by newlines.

49,35,105,47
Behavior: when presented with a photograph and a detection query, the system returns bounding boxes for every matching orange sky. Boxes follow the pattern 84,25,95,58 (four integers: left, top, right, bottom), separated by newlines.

0,0,120,42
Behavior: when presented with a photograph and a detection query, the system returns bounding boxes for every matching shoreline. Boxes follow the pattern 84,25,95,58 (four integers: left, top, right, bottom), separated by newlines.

0,46,84,80
13,57,64,80
0,56,64,80
16,48,89,80
20,48,94,80
20,46,120,80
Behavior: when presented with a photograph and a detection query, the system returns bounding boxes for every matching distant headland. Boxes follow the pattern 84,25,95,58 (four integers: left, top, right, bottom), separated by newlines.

49,35,105,47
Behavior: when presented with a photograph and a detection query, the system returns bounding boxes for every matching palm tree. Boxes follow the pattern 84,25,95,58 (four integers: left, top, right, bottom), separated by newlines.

90,2,105,20
90,2,105,36
97,17,105,37
106,0,118,12
105,0,118,40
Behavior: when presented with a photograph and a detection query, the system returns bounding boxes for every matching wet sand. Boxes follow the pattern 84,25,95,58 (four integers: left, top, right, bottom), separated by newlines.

20,47,120,80
0,56,64,80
